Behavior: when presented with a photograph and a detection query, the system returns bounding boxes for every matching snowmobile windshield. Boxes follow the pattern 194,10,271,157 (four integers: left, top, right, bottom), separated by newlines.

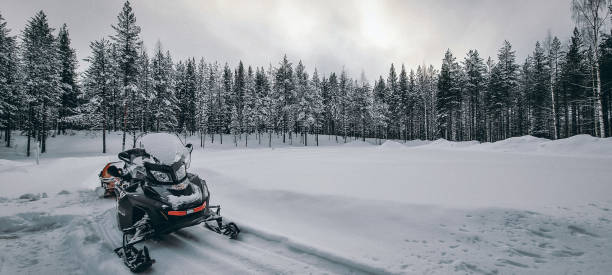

136,133,189,166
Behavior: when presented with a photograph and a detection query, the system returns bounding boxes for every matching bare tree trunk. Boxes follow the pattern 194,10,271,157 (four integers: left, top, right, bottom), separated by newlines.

595,62,606,137
122,101,127,151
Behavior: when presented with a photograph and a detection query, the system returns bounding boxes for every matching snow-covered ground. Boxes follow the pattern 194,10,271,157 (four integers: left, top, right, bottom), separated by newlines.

1,132,611,274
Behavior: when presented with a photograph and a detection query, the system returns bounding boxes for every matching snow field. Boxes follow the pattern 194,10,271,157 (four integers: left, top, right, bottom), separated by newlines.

1,131,611,274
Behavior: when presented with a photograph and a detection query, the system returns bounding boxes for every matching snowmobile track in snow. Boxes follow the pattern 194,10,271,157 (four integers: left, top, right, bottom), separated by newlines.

92,206,392,274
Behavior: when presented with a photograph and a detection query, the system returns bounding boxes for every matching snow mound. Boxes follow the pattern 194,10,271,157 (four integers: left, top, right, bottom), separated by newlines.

537,134,612,155
342,140,372,147
475,135,612,156
421,138,480,148
476,135,548,152
402,139,432,147
379,140,406,150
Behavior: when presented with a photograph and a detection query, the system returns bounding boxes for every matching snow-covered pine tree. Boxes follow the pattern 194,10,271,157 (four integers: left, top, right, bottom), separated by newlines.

407,69,417,139
207,62,221,143
229,105,240,146
175,60,186,132
242,66,257,146
0,13,20,147
398,65,410,141
386,64,399,138
185,58,197,134
372,76,388,141
221,63,233,141
338,69,353,142
560,28,588,137
21,11,61,155
437,50,461,140
83,38,112,153
354,71,373,141
136,47,152,133
254,66,272,146
57,24,80,134
196,58,209,147
463,50,486,141
518,56,534,136
233,61,246,137
494,41,519,140
310,68,324,145
326,72,339,140
274,55,294,143
294,60,309,145
531,41,551,138
111,0,142,150
151,43,176,132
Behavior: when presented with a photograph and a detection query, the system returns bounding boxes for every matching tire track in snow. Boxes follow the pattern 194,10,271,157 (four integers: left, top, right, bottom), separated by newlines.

91,206,387,274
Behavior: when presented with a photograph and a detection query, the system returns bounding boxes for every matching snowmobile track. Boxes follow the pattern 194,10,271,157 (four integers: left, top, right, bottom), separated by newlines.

92,207,391,274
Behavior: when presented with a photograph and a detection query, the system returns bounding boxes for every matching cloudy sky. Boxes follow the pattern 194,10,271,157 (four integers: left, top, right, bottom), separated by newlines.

2,0,574,80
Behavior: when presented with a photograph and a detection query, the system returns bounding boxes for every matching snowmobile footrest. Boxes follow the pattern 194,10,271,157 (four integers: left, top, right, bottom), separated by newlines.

114,245,155,273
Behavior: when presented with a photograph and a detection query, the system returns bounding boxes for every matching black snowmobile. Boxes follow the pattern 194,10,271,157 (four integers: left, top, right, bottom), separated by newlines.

106,133,240,273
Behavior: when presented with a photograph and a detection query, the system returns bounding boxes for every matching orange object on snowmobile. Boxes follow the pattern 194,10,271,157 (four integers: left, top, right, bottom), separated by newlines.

99,162,121,197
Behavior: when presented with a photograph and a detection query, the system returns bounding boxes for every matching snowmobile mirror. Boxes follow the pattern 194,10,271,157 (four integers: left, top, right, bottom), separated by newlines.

107,165,122,177
186,143,193,153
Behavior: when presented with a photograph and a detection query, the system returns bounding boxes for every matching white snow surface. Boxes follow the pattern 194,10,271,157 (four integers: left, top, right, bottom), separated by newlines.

1,131,611,274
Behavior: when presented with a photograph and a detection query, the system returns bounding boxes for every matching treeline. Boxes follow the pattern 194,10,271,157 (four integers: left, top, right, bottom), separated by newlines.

1,1,611,155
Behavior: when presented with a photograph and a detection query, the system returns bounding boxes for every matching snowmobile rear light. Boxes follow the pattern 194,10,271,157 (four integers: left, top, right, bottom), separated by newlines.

167,201,207,216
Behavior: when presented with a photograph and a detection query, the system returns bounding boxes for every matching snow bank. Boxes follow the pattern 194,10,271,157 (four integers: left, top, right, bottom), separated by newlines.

342,140,372,147
420,138,480,148
472,135,612,156
378,140,406,150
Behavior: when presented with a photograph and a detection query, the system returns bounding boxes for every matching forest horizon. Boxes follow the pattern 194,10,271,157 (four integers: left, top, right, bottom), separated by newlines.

1,0,611,156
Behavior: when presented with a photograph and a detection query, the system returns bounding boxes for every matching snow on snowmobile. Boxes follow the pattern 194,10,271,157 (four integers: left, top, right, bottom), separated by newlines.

105,133,240,273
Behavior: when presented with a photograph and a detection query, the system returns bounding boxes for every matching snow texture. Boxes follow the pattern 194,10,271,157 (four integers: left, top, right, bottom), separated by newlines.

0,131,611,274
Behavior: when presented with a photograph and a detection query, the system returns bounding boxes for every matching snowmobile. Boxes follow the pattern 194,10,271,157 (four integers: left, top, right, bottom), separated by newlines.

96,162,122,197
106,133,240,273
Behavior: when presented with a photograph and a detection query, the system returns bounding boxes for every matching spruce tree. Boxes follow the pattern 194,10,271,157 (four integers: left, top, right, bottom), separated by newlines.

57,24,79,134
437,49,461,140
274,55,294,142
84,38,112,153
111,0,142,149
531,41,551,138
21,11,61,155
463,50,486,140
0,13,20,147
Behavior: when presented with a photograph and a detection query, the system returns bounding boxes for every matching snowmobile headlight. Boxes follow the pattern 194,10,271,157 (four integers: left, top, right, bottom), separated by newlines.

151,170,172,183
169,182,188,190
175,164,187,180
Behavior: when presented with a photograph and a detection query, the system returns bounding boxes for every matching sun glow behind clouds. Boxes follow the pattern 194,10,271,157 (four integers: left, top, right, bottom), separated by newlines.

360,1,397,50
1,0,573,81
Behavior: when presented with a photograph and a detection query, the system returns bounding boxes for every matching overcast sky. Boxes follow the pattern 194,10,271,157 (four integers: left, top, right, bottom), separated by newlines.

2,0,574,80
